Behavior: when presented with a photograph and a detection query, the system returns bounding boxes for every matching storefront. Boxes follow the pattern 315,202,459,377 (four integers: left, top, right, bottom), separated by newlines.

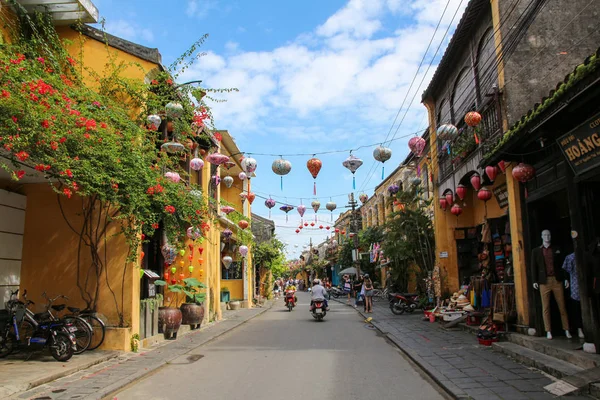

482,50,600,351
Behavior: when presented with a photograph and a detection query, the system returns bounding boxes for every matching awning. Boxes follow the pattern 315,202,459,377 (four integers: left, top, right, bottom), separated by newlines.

14,0,99,25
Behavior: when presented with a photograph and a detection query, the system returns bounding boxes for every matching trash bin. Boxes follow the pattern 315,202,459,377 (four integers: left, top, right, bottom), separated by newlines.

220,289,230,303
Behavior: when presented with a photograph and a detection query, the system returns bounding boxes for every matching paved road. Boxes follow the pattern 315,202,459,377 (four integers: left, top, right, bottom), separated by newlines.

113,292,446,400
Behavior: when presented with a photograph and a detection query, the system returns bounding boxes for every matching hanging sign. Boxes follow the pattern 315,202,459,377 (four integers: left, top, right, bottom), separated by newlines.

493,182,509,209
557,111,600,176
439,251,449,259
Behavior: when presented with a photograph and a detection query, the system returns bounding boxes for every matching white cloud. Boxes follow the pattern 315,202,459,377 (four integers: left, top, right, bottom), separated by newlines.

224,41,239,53
186,0,219,18
105,19,154,43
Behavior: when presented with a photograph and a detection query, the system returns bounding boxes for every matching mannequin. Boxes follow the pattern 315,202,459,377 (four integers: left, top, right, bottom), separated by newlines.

531,230,572,339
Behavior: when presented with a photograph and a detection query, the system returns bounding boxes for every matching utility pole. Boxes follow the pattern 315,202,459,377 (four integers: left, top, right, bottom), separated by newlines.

347,193,360,277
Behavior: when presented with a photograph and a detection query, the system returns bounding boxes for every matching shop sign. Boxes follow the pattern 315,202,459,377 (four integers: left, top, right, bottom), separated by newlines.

493,183,509,208
558,111,600,175
439,251,448,259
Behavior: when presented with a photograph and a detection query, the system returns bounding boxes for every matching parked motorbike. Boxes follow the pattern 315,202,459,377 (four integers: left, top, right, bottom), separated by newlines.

310,299,327,321
284,290,297,311
389,293,419,315
330,286,344,299
0,290,77,361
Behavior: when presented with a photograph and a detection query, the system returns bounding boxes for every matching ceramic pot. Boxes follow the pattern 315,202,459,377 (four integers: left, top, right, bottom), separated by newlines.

180,303,205,330
229,300,241,311
158,307,182,340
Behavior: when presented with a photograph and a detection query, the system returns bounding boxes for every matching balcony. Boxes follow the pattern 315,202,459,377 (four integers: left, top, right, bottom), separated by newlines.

438,96,502,183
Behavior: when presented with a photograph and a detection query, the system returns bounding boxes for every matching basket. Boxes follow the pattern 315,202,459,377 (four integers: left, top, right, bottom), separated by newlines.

478,338,499,346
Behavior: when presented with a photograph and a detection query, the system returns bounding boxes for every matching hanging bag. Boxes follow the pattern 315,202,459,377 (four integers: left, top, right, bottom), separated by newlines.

481,282,491,308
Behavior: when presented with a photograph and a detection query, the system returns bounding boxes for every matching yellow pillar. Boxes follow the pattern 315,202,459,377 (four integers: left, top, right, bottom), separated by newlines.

506,165,529,325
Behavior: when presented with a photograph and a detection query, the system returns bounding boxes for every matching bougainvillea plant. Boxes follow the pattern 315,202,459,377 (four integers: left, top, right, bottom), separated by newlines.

0,8,231,323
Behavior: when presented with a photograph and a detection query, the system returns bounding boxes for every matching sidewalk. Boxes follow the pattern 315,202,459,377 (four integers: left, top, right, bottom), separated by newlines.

6,302,272,400
337,299,591,400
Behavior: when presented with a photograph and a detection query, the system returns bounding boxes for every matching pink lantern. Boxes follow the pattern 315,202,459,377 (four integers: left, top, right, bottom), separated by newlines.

238,172,247,181
439,197,448,211
445,191,454,205
485,166,498,182
408,136,426,157
297,204,306,219
265,198,276,218
221,206,235,215
451,204,463,216
239,192,248,202
190,158,204,171
470,173,481,191
512,163,535,183
477,187,493,202
498,160,507,173
456,184,467,201
164,171,181,183
239,245,248,258
206,153,230,166
212,175,221,186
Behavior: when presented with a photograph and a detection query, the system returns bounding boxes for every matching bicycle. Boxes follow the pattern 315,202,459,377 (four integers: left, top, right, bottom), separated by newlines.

64,307,106,351
39,293,93,354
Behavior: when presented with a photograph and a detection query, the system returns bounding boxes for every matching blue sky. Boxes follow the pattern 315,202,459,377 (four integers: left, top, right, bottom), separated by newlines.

93,0,466,258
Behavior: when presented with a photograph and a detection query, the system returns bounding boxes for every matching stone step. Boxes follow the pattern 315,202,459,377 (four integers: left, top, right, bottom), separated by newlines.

505,332,600,370
493,342,584,379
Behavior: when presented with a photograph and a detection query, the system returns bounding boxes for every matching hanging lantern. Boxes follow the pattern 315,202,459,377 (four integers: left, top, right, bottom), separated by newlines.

310,222,315,227
326,226,331,230
238,220,249,230
206,153,230,166
161,244,177,265
326,201,337,221
485,166,498,182
222,256,233,269
349,233,355,238
186,226,201,241
265,198,276,218
239,192,248,203
477,187,493,202
512,163,535,183
295,229,300,234
373,146,392,180
311,200,321,222
165,102,184,118
247,192,256,205
306,157,323,195
341,230,346,235
436,124,458,141
221,206,235,215
359,193,368,204
212,175,221,186
241,157,257,175
464,111,482,127
222,228,233,240
164,171,181,183
297,204,306,221
388,184,399,195
470,173,482,191
223,175,234,188
408,137,426,157
456,184,467,201
451,203,463,216
319,225,324,229
335,228,340,233
342,154,363,190
190,158,205,171
498,160,507,173
239,245,248,258
445,191,454,205
161,140,185,153
411,177,422,186
280,204,294,222
147,114,161,130
304,222,309,227
439,197,448,211
238,172,247,181
223,161,236,170
272,158,292,190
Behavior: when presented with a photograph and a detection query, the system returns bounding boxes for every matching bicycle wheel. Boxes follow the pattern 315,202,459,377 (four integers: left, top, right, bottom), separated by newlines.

64,316,91,354
81,314,105,351
372,290,383,302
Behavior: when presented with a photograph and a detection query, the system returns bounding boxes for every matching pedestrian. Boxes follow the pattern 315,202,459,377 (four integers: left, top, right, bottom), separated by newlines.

364,274,374,313
385,271,393,290
342,274,352,304
354,274,364,309
273,279,280,299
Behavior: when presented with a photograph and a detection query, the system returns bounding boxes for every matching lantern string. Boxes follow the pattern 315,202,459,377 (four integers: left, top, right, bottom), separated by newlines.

280,176,283,191
313,181,317,196
381,165,384,180
353,176,356,190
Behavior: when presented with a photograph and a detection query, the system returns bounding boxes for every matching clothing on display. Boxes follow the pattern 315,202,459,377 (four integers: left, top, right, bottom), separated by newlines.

562,253,580,301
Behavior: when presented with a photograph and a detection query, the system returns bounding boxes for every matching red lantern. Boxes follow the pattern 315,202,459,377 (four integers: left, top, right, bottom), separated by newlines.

470,173,481,191
238,220,249,230
164,271,170,281
341,230,346,235
451,204,463,216
310,222,315,227
179,272,185,282
485,166,498,182
498,160,507,173
464,111,482,127
319,225,324,229
439,197,448,211
335,228,340,233
295,229,300,234
512,162,535,183
477,187,493,202
445,191,454,205
171,278,177,284
456,184,467,201
349,233,355,238
304,222,309,227
326,226,331,230
247,192,256,205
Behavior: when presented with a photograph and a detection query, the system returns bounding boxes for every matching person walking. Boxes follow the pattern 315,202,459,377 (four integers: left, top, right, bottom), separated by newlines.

342,274,352,304
364,274,374,313
354,274,364,310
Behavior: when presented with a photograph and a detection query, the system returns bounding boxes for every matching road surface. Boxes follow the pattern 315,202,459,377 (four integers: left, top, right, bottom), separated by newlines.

113,292,446,400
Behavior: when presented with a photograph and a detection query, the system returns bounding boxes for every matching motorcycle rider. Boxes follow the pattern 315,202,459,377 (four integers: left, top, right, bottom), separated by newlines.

310,279,329,311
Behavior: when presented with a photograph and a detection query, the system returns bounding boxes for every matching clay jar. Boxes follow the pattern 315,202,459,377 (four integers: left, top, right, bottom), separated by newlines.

180,303,205,330
158,307,182,340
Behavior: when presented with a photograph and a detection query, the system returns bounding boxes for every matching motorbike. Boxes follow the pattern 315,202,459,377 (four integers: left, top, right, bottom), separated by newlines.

0,290,77,361
284,290,297,311
330,286,344,298
389,293,419,315
310,298,327,321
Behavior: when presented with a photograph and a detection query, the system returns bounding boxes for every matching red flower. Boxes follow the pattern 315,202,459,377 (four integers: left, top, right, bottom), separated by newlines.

85,119,97,130
11,116,17,123
111,182,119,191
63,188,72,198
59,137,66,143
195,210,201,215
50,141,58,151
15,151,29,161
151,80,158,85
41,119,50,128
1,90,10,98
15,170,25,180
67,57,77,66
151,223,159,229
34,164,45,172
164,205,176,214
36,57,45,64
65,169,73,178
72,182,79,191
213,132,222,142
166,79,173,85
100,122,107,129
83,133,91,139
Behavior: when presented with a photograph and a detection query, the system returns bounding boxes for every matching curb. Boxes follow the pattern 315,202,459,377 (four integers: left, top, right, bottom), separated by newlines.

332,298,459,400
97,301,274,400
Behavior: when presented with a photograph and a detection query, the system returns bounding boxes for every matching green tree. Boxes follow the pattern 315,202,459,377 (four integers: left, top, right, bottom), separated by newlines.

252,238,286,298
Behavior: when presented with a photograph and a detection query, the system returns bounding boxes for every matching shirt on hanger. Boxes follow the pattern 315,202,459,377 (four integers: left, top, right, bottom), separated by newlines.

562,253,579,301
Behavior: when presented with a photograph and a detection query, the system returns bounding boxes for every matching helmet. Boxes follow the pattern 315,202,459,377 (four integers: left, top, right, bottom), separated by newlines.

364,274,369,278
313,279,320,285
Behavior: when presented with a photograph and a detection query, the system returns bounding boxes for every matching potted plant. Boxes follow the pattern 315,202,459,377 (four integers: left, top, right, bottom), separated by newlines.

154,280,183,340
176,277,207,330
